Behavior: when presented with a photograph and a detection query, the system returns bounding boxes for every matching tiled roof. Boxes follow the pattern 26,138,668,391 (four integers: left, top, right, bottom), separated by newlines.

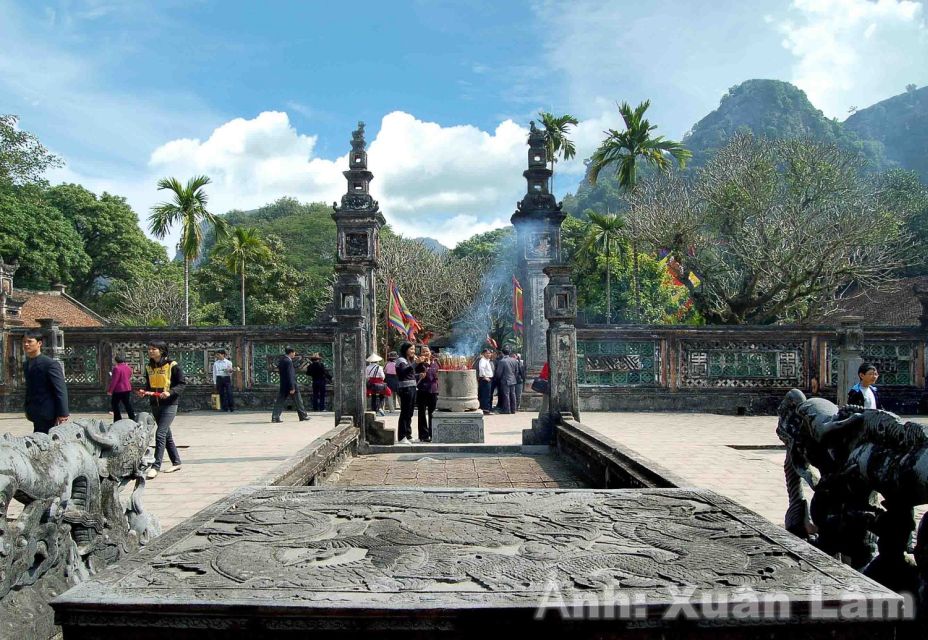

14,290,106,328
815,277,928,327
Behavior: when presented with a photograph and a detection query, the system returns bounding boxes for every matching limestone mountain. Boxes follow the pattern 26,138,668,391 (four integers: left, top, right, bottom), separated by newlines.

681,79,888,169
845,84,928,183
564,78,909,217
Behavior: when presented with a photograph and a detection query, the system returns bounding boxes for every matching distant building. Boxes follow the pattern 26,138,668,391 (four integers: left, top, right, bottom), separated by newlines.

813,277,928,328
0,257,106,330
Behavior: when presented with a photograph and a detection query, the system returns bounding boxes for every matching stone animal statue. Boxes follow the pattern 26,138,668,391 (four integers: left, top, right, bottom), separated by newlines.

778,389,928,602
0,414,160,639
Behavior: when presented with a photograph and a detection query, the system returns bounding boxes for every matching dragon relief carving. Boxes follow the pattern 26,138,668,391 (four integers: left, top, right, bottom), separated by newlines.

112,488,866,603
1,415,160,636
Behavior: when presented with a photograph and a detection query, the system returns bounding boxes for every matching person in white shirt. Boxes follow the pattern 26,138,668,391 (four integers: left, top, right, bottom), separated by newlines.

476,348,494,414
213,350,236,412
847,362,882,410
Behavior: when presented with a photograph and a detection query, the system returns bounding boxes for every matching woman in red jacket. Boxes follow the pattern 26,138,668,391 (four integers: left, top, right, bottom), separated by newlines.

107,353,135,421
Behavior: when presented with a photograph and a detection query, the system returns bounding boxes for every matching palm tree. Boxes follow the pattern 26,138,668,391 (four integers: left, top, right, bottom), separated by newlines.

581,212,627,323
218,227,272,325
588,100,691,321
538,111,579,193
148,175,226,325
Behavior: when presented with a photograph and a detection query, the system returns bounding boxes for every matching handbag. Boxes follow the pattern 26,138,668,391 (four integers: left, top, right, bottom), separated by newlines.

531,377,549,394
367,379,387,394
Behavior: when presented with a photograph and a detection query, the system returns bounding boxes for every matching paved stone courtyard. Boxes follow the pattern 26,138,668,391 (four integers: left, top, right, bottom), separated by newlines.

330,452,585,488
6,407,909,532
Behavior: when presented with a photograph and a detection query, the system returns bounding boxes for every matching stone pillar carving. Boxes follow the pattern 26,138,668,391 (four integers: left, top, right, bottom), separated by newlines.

511,121,565,377
915,281,928,330
332,122,385,429
835,316,864,405
522,264,579,446
543,264,580,424
38,317,65,369
332,265,367,428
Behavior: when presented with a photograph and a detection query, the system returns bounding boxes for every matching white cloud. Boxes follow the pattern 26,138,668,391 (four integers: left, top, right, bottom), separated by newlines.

774,0,928,117
144,110,540,247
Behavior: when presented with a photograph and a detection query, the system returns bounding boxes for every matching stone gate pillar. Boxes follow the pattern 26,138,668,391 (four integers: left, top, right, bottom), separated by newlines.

510,122,566,376
332,122,385,427
835,316,864,406
543,264,580,425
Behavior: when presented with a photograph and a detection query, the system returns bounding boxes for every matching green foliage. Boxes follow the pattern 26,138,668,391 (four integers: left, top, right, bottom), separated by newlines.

0,181,91,289
44,184,168,305
194,234,308,326
876,169,928,276
588,100,691,189
562,215,695,324
845,85,928,183
538,111,579,192
0,114,63,185
450,227,514,261
198,197,337,322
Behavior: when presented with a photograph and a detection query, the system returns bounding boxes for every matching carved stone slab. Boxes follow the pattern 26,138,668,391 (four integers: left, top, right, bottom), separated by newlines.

431,412,485,443
53,488,902,638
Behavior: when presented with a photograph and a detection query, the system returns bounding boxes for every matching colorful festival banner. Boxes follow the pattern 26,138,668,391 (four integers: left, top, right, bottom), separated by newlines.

513,276,524,335
387,281,421,340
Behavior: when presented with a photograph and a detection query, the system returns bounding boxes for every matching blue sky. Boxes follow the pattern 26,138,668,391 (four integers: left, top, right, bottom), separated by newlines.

2,0,927,247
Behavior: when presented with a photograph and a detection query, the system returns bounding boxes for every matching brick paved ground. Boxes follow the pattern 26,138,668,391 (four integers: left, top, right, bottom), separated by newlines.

330,452,584,488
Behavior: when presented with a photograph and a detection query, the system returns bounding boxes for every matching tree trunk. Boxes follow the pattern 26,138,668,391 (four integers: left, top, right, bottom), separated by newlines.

632,239,641,322
241,263,246,326
605,242,611,324
184,256,190,326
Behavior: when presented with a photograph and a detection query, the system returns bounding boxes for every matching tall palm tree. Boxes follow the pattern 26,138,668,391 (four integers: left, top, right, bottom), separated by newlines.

581,212,627,323
218,226,272,325
538,111,579,193
148,175,226,325
588,100,691,321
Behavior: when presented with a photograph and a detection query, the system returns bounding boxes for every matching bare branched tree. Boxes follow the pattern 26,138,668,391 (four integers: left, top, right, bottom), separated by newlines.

629,134,913,324
111,279,188,326
376,235,486,338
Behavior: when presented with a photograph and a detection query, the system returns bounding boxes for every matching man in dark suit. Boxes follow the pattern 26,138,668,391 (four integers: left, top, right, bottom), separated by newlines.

271,347,309,423
494,346,519,414
22,330,69,433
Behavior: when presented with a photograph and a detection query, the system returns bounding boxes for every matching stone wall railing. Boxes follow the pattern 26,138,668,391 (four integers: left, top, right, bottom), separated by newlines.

1,325,336,412
573,324,927,414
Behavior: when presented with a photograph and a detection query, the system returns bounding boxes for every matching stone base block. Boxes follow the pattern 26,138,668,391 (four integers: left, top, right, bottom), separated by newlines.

432,412,484,443
363,411,395,446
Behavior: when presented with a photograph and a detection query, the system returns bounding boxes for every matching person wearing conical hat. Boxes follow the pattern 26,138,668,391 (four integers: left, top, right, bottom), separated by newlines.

365,353,389,417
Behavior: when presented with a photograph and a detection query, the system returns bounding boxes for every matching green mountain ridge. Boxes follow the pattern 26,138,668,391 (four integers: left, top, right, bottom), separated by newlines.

845,84,928,183
565,79,924,216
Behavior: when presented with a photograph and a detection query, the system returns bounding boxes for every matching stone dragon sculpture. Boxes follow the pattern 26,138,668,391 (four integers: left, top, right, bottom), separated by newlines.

778,389,928,605
0,414,160,638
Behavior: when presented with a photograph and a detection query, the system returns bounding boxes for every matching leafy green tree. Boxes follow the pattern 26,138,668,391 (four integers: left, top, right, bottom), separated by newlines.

0,115,63,185
580,212,626,323
148,175,226,325
588,100,691,320
562,215,695,324
450,227,514,261
194,234,307,326
0,181,91,289
44,184,168,305
538,111,579,192
216,227,272,325
876,169,928,276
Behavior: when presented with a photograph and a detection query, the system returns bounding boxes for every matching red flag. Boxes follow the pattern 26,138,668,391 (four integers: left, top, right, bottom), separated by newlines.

513,276,524,335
